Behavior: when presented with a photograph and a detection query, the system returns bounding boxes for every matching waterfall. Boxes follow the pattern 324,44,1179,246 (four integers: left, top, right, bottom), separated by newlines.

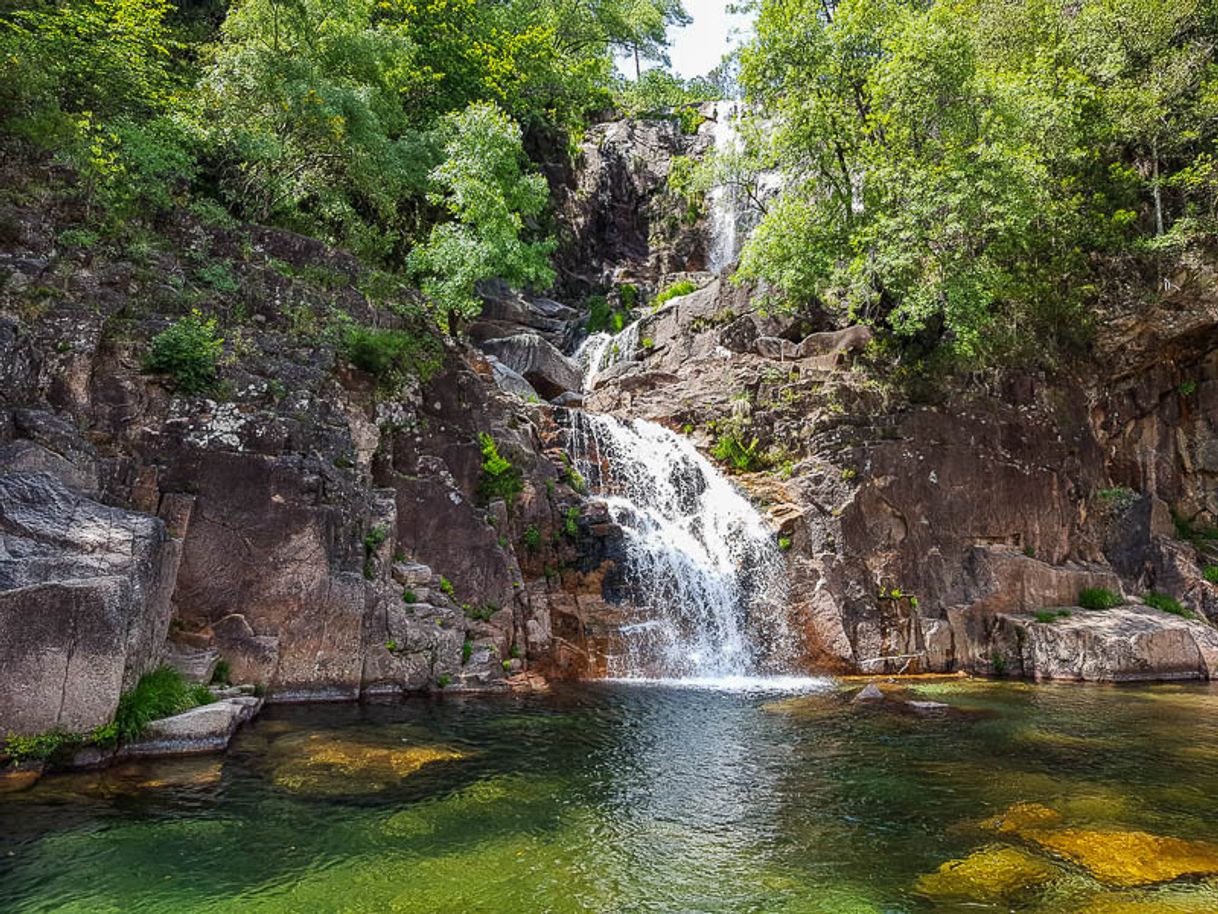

573,319,640,389
707,101,744,274
564,410,794,680
706,101,783,275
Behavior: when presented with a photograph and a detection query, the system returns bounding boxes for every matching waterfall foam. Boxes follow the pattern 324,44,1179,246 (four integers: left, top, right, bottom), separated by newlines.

573,319,640,389
564,410,796,679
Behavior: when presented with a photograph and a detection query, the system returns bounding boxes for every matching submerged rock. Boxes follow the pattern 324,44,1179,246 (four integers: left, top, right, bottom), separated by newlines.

270,732,465,795
914,844,1058,901
1023,827,1218,887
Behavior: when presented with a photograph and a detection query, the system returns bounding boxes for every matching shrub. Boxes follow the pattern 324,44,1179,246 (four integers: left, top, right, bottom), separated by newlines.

1033,610,1060,623
478,433,523,503
1144,592,1193,619
466,603,497,622
652,280,697,308
1205,566,1218,585
990,652,1007,676
462,639,473,665
196,260,238,293
342,325,443,390
561,454,587,494
439,576,455,597
362,525,388,579
778,536,792,551
711,432,767,472
3,729,83,766
114,665,214,743
142,310,223,394
1078,587,1122,610
402,589,417,603
564,506,580,538
523,525,541,551
437,674,452,689
619,283,638,309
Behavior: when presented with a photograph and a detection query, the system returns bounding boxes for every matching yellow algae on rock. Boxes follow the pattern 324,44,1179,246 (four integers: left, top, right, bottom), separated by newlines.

980,802,1063,834
1024,828,1218,887
271,733,465,795
914,845,1058,901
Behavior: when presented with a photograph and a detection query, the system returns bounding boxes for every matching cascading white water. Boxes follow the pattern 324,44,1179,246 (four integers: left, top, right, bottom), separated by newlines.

707,101,744,274
564,410,794,679
573,319,640,389
706,101,783,275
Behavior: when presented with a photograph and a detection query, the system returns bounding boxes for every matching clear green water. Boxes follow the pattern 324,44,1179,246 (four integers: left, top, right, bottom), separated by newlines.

4,679,1218,913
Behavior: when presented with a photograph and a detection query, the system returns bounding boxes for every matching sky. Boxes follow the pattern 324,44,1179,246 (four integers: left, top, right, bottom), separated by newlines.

665,0,752,78
616,0,753,80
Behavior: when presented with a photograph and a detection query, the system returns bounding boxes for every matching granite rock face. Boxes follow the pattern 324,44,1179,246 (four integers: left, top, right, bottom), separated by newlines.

0,473,181,733
583,266,1218,680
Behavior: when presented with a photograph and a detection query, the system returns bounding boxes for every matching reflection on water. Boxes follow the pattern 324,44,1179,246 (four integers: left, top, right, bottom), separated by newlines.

3,680,1218,913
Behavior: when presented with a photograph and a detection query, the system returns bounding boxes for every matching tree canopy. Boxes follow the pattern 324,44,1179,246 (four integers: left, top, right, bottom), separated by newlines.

1,0,689,323
731,0,1218,366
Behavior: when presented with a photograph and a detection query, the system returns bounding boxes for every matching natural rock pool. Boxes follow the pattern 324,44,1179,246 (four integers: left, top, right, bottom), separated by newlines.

4,678,1218,913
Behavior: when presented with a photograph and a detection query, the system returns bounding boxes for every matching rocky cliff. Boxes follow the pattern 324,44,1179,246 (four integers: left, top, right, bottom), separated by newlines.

5,110,1218,740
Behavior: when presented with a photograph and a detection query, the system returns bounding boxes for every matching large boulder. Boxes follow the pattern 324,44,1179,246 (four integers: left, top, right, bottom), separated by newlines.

0,473,180,734
999,605,1218,681
480,334,582,399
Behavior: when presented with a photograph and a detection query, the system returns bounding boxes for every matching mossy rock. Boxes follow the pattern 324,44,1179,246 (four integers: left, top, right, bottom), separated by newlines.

915,844,1059,901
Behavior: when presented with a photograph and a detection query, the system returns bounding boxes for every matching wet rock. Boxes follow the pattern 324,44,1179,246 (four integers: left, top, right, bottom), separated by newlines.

979,802,1063,834
123,696,262,757
853,683,885,702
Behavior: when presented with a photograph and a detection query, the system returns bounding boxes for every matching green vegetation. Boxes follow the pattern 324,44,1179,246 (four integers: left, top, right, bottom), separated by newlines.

711,432,767,472
523,525,541,551
114,665,214,743
1079,587,1122,610
3,729,83,766
564,507,580,538
1098,486,1136,502
1144,591,1194,618
478,433,523,503
142,310,223,394
402,589,417,604
729,0,1218,369
1205,566,1218,584
777,536,791,551
362,525,389,579
1034,609,1072,624
652,280,697,308
462,639,473,664
342,326,443,390
437,674,452,689
210,660,231,686
2,0,691,322
465,603,497,622
560,454,587,494
439,576,455,597
990,652,1007,676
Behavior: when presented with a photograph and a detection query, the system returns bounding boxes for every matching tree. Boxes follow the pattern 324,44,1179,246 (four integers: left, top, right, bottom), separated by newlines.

408,102,555,322
731,0,1218,366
